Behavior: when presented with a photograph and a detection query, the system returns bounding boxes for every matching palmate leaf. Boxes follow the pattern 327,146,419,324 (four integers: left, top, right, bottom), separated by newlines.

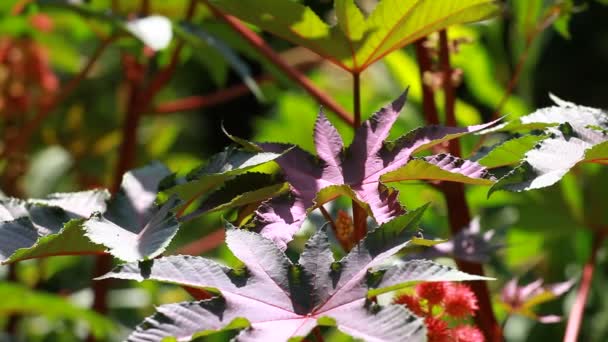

0,190,109,262
180,173,289,221
0,163,180,263
210,0,499,73
255,92,497,248
100,205,491,342
163,146,283,214
490,98,608,194
500,278,574,323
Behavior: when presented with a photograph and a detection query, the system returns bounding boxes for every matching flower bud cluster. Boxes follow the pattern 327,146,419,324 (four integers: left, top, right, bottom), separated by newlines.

394,281,483,342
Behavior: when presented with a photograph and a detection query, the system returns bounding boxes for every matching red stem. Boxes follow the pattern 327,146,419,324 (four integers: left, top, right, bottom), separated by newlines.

350,71,367,244
564,231,606,342
441,183,502,341
153,77,271,114
428,30,502,341
203,1,353,127
414,38,440,125
90,4,197,339
353,72,361,127
150,56,321,115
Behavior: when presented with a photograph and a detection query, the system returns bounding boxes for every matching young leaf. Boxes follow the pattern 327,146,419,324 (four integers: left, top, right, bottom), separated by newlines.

490,99,608,194
210,0,498,72
0,163,180,263
101,206,491,341
254,92,497,248
500,278,575,323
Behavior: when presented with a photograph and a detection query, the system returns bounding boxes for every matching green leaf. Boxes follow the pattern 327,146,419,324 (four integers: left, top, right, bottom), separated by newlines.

210,0,352,69
354,0,499,71
335,0,366,42
311,185,376,218
174,23,264,100
477,135,546,169
0,283,115,338
183,173,289,220
4,219,104,264
164,147,283,214
585,140,608,163
381,155,494,185
211,0,499,72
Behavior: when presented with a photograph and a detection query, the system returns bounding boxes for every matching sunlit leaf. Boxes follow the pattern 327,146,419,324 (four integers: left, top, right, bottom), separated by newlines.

490,98,608,194
101,206,490,341
253,92,497,248
163,147,284,215
210,0,499,72
0,163,180,263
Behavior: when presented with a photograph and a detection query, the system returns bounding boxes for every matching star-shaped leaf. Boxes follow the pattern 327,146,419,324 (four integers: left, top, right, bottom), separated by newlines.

0,162,181,263
490,97,608,195
255,92,497,248
100,205,491,341
210,0,499,73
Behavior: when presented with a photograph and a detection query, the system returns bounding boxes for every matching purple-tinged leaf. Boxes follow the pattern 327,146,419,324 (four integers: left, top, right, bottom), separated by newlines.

255,194,309,250
314,109,345,184
298,228,335,307
369,259,492,298
255,92,497,247
500,277,575,323
0,163,180,263
374,120,501,178
102,204,490,341
343,91,408,183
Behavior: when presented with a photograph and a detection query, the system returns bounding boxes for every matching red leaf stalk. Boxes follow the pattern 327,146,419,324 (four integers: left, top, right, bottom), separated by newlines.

203,1,354,127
